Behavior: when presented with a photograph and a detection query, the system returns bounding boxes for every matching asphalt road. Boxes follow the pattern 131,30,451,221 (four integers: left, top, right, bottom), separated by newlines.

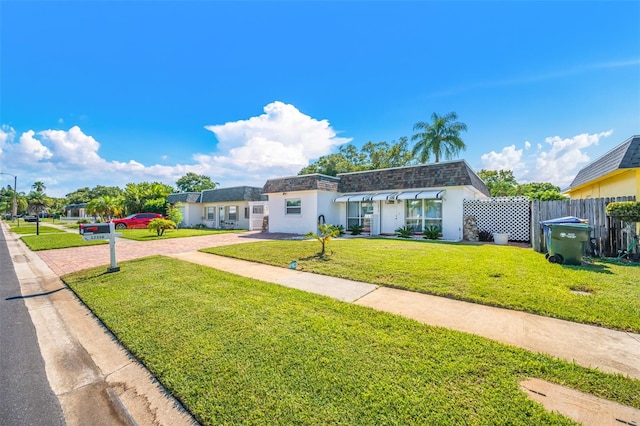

0,225,65,426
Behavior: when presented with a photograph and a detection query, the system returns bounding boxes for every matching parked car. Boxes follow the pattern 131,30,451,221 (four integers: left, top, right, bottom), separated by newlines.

24,215,38,222
109,213,164,230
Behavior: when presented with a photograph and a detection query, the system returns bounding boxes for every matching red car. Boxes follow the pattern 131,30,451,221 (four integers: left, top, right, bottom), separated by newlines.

110,213,163,230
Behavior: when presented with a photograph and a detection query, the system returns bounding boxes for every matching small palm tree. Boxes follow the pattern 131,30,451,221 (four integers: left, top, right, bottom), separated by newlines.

305,224,341,256
411,112,468,163
148,218,176,236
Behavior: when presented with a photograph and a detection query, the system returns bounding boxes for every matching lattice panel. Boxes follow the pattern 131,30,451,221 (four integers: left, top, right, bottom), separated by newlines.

463,197,530,241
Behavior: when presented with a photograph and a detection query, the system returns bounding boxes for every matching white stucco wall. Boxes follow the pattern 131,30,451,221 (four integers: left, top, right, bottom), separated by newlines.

267,185,487,239
267,190,340,234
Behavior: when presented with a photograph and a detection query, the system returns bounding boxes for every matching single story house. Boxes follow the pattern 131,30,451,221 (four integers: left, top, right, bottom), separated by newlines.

64,203,87,218
564,135,640,199
262,160,490,240
167,186,268,230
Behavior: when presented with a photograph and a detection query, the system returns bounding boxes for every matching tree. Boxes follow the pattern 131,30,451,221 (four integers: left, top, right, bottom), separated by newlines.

516,182,566,201
122,182,173,215
86,196,123,221
176,173,218,193
477,170,518,197
167,203,183,227
411,112,467,163
65,187,91,204
27,191,50,216
477,169,566,200
299,139,416,176
32,181,46,193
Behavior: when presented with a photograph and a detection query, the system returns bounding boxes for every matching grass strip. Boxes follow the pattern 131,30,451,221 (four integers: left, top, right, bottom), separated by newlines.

21,233,107,250
203,239,640,332
63,256,640,425
8,224,66,235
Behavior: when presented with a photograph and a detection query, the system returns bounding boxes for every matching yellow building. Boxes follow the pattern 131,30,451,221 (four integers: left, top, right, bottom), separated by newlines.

564,135,640,199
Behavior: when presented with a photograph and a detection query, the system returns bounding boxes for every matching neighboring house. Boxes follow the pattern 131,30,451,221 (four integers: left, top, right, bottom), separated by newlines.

263,160,490,240
64,203,87,218
564,135,640,199
165,192,202,226
167,186,268,230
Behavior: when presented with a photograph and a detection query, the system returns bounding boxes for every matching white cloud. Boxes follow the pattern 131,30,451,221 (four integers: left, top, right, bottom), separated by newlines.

480,130,614,188
524,130,613,187
0,101,349,196
204,101,350,173
480,144,526,174
18,130,54,161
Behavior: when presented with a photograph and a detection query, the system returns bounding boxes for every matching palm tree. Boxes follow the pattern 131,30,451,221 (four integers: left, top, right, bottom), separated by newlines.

27,191,50,216
411,112,468,163
32,181,46,193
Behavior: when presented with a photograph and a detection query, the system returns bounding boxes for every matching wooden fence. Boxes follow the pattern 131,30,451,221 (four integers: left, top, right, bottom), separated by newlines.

531,196,637,256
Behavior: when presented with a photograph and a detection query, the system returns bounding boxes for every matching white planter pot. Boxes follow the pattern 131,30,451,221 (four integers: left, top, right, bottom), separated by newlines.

493,233,509,245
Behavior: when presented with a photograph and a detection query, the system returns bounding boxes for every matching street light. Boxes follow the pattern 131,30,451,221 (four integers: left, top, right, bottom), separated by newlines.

0,172,18,218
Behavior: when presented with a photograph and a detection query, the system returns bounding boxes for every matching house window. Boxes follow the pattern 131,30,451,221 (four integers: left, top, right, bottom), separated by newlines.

205,207,215,220
285,198,301,215
252,205,264,215
228,206,238,221
405,199,442,232
347,201,373,231
244,207,250,219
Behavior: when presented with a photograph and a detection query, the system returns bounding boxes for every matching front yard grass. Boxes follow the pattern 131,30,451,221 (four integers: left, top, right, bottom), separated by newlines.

203,239,640,332
21,233,108,250
63,256,640,425
8,223,66,235
117,228,246,241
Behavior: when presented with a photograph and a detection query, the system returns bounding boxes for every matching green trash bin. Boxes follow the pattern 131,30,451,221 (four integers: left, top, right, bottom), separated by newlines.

546,223,592,265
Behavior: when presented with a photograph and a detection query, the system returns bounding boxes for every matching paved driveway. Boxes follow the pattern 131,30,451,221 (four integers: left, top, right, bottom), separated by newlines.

36,231,294,276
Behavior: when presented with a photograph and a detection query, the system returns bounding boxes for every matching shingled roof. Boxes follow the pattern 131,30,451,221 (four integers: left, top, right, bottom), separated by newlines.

262,174,340,193
567,136,640,190
167,192,201,204
200,186,266,203
337,160,490,196
262,161,489,196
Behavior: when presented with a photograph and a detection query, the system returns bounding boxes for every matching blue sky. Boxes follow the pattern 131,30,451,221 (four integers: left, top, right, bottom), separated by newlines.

1,1,638,197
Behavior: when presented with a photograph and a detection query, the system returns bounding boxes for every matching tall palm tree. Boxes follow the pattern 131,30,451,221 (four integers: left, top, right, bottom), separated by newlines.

411,112,468,163
32,181,46,193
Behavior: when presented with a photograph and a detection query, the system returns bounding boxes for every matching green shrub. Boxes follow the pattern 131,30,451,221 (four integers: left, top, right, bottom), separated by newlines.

349,224,364,235
606,201,640,223
395,225,414,238
167,204,183,227
77,218,90,224
423,226,441,240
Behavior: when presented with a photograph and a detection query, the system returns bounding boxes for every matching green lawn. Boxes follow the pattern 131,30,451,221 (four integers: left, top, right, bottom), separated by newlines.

21,233,108,250
203,239,640,332
118,227,246,241
63,256,640,425
8,224,66,235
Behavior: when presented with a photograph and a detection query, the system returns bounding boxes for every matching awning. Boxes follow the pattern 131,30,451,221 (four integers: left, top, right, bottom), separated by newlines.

371,192,398,201
396,190,444,200
333,194,373,202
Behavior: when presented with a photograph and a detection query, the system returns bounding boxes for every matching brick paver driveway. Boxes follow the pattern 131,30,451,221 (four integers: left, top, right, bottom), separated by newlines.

37,231,295,276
